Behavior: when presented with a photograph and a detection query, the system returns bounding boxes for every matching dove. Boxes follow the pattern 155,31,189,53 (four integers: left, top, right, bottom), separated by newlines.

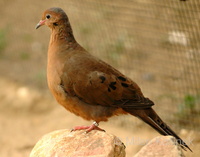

36,7,192,152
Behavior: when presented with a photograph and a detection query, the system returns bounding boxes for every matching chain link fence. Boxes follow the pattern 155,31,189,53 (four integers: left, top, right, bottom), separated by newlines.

0,0,199,130
64,0,200,130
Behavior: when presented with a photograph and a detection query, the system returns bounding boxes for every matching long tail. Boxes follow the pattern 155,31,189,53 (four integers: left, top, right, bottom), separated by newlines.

125,108,192,152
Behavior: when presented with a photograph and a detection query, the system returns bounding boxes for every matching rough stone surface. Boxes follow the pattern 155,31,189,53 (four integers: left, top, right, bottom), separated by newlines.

134,136,185,157
29,129,125,157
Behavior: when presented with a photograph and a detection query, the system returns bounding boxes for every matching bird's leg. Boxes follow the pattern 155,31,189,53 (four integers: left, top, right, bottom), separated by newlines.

85,121,105,133
71,121,105,133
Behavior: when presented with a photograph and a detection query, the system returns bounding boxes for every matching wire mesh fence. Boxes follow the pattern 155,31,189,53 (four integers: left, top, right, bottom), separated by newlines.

64,0,200,130
0,0,200,130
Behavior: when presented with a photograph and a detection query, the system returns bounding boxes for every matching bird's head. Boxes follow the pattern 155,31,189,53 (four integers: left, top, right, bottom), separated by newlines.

36,7,69,29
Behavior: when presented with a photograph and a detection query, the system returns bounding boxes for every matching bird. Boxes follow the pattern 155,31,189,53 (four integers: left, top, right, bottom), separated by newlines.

36,7,192,152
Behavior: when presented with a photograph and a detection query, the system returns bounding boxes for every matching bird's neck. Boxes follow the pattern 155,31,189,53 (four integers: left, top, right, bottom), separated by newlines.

48,23,85,58
50,22,76,46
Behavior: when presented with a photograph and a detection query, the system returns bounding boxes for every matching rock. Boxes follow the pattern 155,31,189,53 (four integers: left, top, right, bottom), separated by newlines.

134,136,185,157
30,129,125,157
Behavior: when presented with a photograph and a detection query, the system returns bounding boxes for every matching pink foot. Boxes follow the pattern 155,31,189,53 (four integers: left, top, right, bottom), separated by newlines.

71,122,105,133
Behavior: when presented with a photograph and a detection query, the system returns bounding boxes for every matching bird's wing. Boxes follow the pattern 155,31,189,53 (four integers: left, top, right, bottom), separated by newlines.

61,54,154,109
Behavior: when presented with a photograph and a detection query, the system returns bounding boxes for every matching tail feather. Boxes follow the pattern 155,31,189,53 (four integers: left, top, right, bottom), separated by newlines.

126,108,192,152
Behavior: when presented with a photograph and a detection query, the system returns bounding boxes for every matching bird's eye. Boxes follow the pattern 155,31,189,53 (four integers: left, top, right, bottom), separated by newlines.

46,14,51,19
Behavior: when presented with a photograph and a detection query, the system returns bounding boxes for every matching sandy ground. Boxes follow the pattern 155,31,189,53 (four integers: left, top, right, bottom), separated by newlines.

0,77,199,157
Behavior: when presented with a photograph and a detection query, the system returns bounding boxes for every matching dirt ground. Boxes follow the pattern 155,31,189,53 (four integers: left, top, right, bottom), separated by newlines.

0,0,200,156
1,77,199,157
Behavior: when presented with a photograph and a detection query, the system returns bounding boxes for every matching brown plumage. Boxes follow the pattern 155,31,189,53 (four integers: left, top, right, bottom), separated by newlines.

36,7,192,152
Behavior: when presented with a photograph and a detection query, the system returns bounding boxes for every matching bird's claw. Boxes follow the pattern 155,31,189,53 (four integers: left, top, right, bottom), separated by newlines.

71,122,105,133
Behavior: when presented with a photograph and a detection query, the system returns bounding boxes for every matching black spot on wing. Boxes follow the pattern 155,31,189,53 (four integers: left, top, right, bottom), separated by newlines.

60,80,68,94
121,83,129,87
118,76,127,81
109,82,117,90
99,76,106,83
53,22,58,26
108,88,111,92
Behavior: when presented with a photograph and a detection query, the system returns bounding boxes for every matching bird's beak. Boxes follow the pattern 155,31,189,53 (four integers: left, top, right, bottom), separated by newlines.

35,20,46,29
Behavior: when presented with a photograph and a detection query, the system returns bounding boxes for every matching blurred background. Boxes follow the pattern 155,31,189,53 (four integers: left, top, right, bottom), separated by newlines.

0,0,199,156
